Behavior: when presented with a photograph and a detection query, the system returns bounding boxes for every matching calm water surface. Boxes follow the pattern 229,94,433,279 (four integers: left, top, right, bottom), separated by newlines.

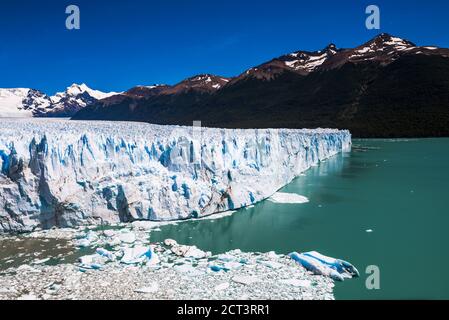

151,139,449,299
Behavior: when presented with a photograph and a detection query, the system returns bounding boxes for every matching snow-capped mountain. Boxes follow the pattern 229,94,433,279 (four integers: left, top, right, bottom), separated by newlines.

124,75,231,97
234,44,340,81
92,75,231,108
0,84,118,118
236,33,449,81
281,43,339,72
45,83,119,117
62,83,118,101
164,74,231,93
319,33,448,70
347,34,416,62
0,88,52,117
125,84,171,98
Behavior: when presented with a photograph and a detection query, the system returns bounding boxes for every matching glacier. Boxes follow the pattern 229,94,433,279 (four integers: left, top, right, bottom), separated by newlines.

0,118,351,233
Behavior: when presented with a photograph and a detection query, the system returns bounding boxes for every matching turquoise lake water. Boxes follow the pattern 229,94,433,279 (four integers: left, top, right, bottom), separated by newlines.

151,139,449,299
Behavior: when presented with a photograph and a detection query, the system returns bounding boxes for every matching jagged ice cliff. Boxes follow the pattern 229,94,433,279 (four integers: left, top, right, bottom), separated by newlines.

0,119,351,232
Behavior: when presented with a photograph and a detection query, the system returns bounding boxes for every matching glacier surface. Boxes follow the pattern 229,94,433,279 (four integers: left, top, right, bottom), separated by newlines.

0,118,351,232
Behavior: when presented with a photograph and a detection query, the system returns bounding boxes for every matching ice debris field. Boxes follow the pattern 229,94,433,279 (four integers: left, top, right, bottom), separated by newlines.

0,119,351,232
0,223,358,300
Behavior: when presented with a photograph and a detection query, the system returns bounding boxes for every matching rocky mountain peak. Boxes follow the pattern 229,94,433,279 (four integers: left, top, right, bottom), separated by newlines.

166,74,231,94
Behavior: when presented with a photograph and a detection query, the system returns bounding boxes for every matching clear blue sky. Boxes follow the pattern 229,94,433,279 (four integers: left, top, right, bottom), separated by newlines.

1,0,448,94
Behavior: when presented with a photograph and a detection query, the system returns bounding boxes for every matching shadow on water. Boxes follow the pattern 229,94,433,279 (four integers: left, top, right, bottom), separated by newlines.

141,139,449,299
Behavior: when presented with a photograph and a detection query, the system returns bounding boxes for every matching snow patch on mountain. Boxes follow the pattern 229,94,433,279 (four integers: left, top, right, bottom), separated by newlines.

0,119,351,232
282,45,338,72
383,36,413,50
348,34,416,61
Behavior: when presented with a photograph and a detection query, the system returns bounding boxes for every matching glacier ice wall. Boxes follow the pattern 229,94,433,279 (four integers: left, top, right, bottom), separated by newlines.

0,119,351,232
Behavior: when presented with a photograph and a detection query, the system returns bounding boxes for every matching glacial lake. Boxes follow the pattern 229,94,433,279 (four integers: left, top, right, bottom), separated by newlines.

151,139,449,299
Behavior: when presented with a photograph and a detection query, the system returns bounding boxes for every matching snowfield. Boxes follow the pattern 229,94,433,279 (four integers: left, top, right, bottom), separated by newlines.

0,89,38,118
0,119,351,232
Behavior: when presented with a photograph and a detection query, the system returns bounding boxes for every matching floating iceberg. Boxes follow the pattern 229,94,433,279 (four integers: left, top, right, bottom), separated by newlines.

289,251,359,281
0,119,351,232
268,192,310,204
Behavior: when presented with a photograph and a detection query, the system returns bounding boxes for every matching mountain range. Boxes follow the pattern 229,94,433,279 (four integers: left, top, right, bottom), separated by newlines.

0,83,118,118
2,33,449,137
